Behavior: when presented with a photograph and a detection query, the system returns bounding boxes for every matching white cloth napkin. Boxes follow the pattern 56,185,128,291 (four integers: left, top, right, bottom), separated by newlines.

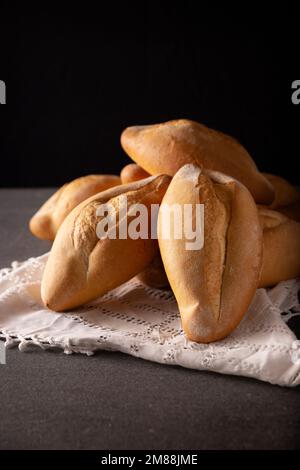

0,252,300,387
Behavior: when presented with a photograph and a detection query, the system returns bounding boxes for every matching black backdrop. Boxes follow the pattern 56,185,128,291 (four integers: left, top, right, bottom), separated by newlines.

0,4,299,187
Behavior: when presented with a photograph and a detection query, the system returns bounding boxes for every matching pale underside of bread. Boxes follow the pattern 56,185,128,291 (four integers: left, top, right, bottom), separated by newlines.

121,119,274,204
41,175,171,311
158,164,263,343
29,174,121,240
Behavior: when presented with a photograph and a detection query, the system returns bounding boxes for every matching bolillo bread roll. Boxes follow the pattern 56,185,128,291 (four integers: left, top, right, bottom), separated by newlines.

30,174,121,241
41,175,171,311
120,163,150,184
258,208,300,287
121,119,274,204
158,164,263,343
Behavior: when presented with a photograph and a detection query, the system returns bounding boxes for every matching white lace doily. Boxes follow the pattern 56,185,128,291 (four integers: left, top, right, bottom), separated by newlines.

0,253,300,387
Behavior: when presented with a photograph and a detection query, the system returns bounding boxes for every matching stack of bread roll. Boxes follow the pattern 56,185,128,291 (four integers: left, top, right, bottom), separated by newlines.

29,119,300,343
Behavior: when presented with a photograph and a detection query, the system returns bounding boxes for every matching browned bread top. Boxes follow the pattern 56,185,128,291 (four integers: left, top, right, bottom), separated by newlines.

41,175,171,311
121,119,274,204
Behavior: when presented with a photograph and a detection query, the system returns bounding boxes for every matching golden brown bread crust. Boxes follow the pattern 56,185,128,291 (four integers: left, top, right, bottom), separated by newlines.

158,164,263,343
263,173,300,208
29,174,121,240
258,208,300,287
121,119,274,204
120,163,150,184
41,175,171,311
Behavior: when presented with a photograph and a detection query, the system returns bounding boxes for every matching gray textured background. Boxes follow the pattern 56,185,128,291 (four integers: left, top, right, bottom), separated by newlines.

0,189,300,450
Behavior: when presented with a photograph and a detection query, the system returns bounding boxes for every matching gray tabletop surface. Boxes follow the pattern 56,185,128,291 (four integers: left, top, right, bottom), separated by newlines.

0,188,299,450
